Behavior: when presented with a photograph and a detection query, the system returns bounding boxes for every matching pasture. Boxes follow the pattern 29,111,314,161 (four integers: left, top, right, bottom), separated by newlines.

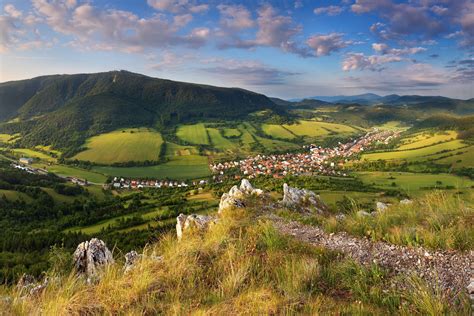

361,140,468,162
12,148,56,162
207,128,237,150
356,171,474,192
176,123,209,145
433,145,474,168
282,120,358,138
261,124,295,139
92,155,210,179
397,131,457,150
33,163,108,183
73,128,163,164
223,128,241,137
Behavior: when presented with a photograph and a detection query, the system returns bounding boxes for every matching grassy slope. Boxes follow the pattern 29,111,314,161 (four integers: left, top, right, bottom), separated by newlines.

261,124,295,139
397,131,457,150
3,199,467,314
33,163,108,183
176,123,209,145
73,128,163,164
356,171,474,192
361,140,467,161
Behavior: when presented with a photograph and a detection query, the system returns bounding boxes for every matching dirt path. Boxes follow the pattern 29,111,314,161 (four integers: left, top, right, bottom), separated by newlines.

270,215,473,298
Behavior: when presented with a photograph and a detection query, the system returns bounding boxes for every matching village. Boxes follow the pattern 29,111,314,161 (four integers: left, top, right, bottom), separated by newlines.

210,129,400,179
11,129,400,190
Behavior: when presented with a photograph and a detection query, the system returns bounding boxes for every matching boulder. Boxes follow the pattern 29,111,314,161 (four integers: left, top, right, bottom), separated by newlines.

73,238,114,282
16,274,49,297
218,179,265,214
218,193,246,214
176,213,217,240
376,202,389,212
281,183,328,213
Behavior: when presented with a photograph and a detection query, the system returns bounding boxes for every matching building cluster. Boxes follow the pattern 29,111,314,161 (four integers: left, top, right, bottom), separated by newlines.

108,177,209,190
210,129,400,179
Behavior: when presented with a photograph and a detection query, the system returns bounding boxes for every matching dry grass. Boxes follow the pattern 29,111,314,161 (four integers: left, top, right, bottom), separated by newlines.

1,200,469,315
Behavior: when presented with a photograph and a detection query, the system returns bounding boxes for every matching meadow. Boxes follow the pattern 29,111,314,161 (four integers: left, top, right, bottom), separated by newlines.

11,148,57,162
396,130,457,150
92,155,210,179
33,163,108,183
176,123,209,145
73,128,164,164
361,139,468,162
356,171,474,192
0,189,33,202
261,124,295,139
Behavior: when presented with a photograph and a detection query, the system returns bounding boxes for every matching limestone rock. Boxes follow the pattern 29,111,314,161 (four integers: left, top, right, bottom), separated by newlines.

218,179,265,214
376,202,389,212
218,192,246,214
73,238,114,282
124,251,141,273
281,183,328,213
16,274,48,297
176,213,217,240
400,199,413,205
357,210,372,218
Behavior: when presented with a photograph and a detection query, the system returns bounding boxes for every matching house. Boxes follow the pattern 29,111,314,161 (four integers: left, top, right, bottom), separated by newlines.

19,157,33,165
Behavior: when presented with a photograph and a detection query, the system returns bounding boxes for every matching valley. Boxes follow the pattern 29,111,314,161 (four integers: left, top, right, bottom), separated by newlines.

0,72,472,313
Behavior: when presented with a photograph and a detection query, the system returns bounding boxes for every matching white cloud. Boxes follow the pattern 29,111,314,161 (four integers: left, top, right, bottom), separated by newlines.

306,33,352,56
314,5,343,16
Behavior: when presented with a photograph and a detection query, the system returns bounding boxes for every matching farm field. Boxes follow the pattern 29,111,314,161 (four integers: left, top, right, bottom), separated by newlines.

73,128,163,164
361,140,468,162
397,131,457,150
11,148,56,162
33,163,108,183
261,124,295,139
66,207,169,234
165,142,199,157
0,189,33,202
356,172,474,192
176,123,209,145
282,120,358,138
92,155,210,179
432,145,474,168
207,128,237,150
222,128,241,137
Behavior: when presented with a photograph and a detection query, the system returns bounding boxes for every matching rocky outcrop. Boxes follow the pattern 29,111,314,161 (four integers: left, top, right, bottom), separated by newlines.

16,274,49,297
73,238,114,282
176,214,217,240
281,183,328,213
218,179,264,214
123,251,163,273
376,202,389,212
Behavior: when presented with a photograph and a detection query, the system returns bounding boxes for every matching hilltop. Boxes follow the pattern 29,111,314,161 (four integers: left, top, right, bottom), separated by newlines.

0,71,278,152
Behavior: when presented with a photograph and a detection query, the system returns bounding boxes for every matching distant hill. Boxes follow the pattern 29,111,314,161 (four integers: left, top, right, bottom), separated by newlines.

292,93,473,107
0,71,278,153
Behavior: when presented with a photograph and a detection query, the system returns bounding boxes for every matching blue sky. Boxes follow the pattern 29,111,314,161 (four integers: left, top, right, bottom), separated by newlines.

1,0,473,99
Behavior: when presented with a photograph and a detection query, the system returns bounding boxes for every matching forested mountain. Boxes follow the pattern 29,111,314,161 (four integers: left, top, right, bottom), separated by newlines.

0,71,278,153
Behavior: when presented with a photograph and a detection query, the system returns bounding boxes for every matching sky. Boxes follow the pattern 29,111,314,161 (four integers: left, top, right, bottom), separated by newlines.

0,0,473,99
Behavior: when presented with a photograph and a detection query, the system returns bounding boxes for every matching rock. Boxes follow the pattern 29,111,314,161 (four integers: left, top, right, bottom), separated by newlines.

16,274,48,297
281,183,328,213
400,199,413,205
335,214,346,221
124,251,141,273
73,238,114,282
218,179,265,214
218,193,246,214
239,179,254,194
357,210,372,218
376,202,389,212
176,213,217,240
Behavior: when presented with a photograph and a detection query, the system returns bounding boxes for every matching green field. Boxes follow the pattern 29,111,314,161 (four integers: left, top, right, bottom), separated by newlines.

356,172,474,192
223,128,241,137
261,124,295,139
207,128,237,150
433,145,474,168
73,128,163,164
282,120,357,138
361,140,468,162
165,142,199,157
12,148,56,162
397,131,457,150
33,163,108,183
374,121,409,131
176,123,209,145
0,189,33,202
66,207,168,234
92,155,210,179
0,134,12,143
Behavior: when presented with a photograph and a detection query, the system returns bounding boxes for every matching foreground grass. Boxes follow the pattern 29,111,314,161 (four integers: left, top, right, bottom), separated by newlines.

1,204,468,314
281,191,474,251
